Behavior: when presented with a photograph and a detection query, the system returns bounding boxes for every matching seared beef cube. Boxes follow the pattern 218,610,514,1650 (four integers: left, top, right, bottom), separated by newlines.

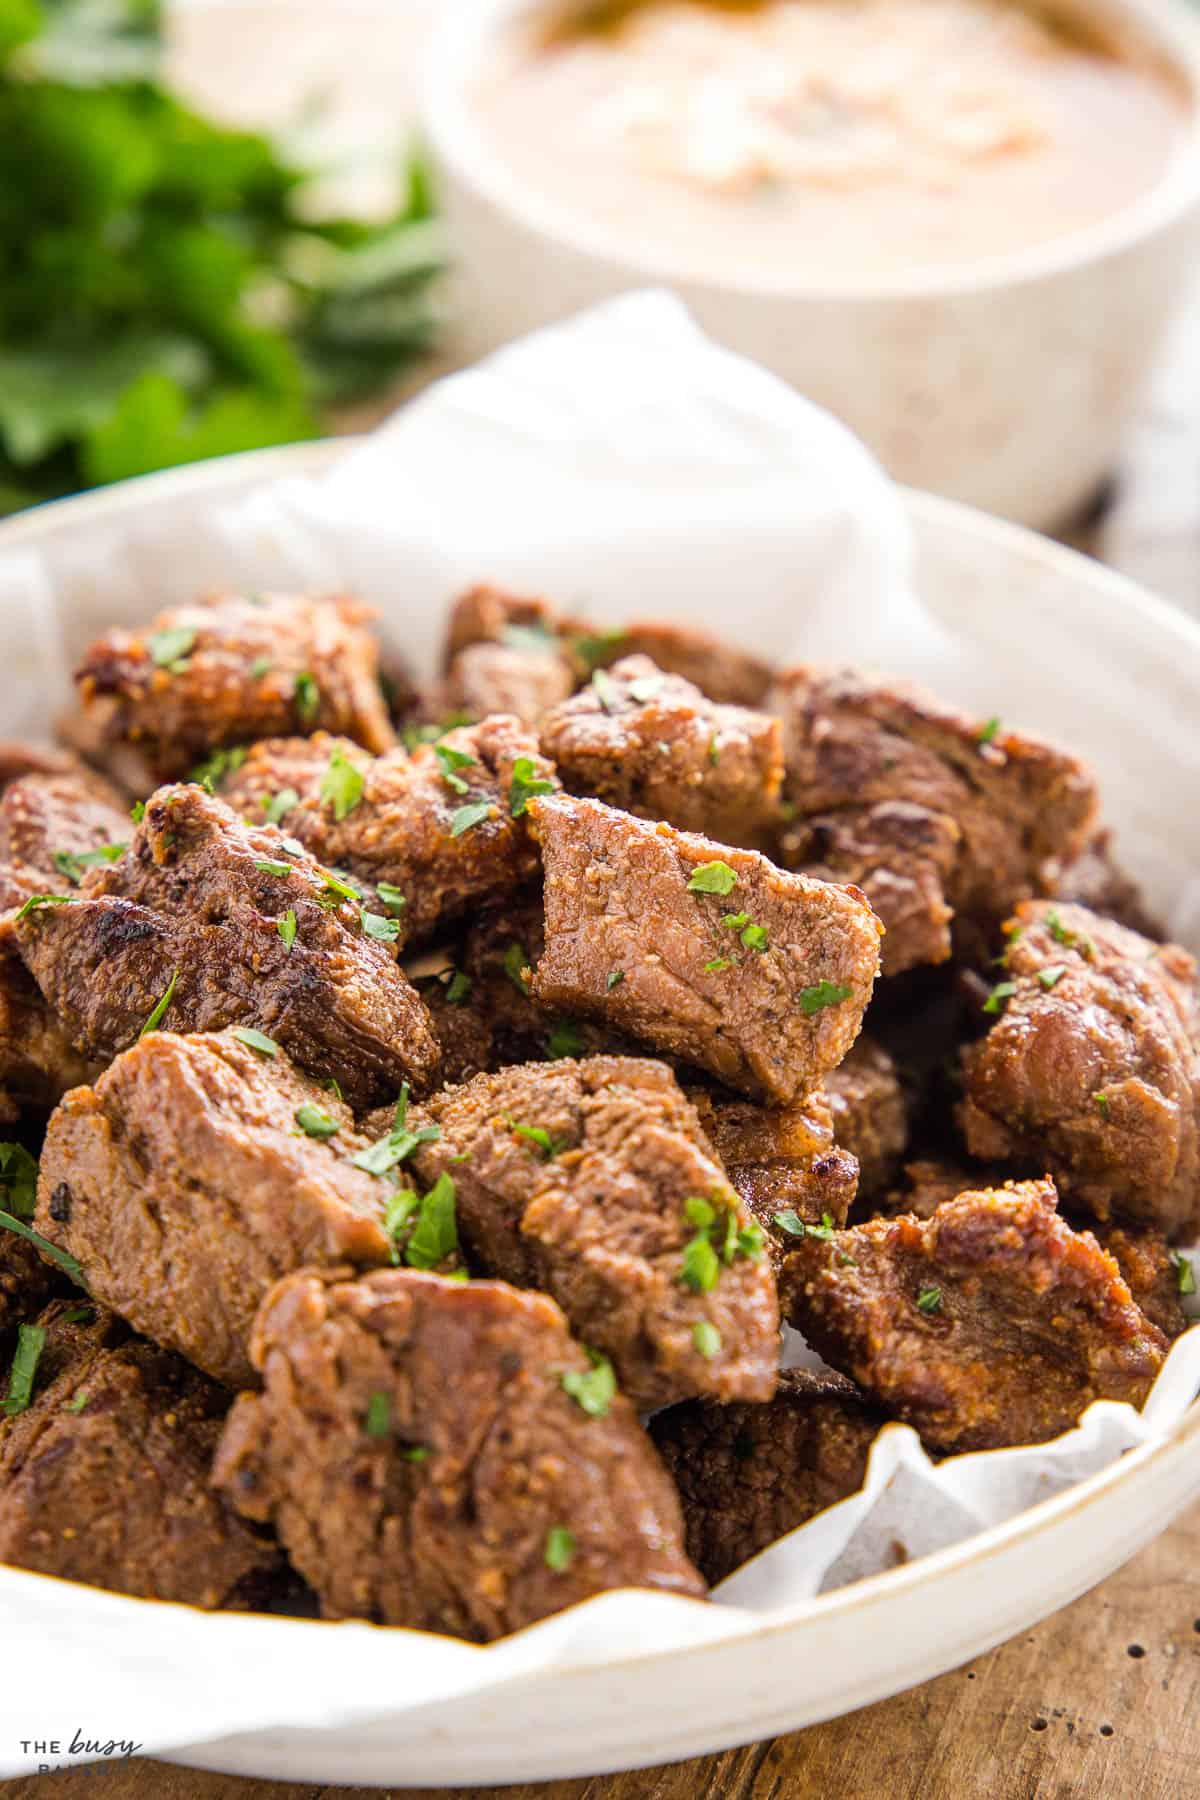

444,583,566,664
771,669,1097,975
75,591,395,780
651,1370,883,1583
35,1030,398,1388
823,1037,907,1201
0,925,100,1121
528,794,882,1103
0,1300,279,1607
687,1084,858,1267
540,655,783,846
1084,1221,1190,1342
575,621,772,707
960,901,1200,1238
219,719,556,948
213,1267,705,1638
446,641,574,726
0,764,130,911
1056,829,1165,941
13,784,439,1108
411,1057,779,1409
781,1178,1167,1452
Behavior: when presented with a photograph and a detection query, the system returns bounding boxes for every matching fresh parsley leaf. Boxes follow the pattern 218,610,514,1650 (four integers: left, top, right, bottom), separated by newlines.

293,672,320,724
190,745,247,791
140,968,178,1036
506,1117,565,1160
361,910,401,943
591,668,619,711
1038,965,1067,990
262,788,299,825
704,957,734,973
721,912,750,929
445,969,471,1005
509,755,555,818
364,1391,391,1438
0,1209,84,1285
51,842,125,885
434,741,475,795
799,980,853,1015
316,869,363,906
278,908,297,951
232,1027,278,1057
4,1323,46,1418
707,734,720,766
318,747,365,821
1170,1250,1196,1298
680,1233,719,1294
376,881,407,916
740,923,769,953
295,1104,339,1140
1095,1091,1111,1118
544,1525,576,1572
687,860,738,896
0,1144,39,1221
404,1173,458,1270
62,1390,89,1414
449,800,490,837
545,1021,584,1060
400,1444,430,1463
606,969,624,991
502,942,531,995
692,1320,721,1359
253,858,295,877
773,1209,809,1238
130,800,146,824
249,655,272,679
561,1350,616,1418
570,630,625,671
983,980,1018,1015
917,1286,943,1315
977,717,1001,746
148,625,196,669
14,892,77,922
628,674,663,703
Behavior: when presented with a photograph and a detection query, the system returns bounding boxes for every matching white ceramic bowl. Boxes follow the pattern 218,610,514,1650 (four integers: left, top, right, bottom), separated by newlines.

1,440,1198,1785
423,0,1200,531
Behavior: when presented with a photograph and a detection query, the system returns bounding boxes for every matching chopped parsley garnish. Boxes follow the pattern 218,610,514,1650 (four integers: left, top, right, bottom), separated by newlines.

917,1286,943,1315
445,969,472,1005
692,1320,721,1360
977,717,1001,746
404,1174,459,1271
249,656,272,679
1095,1091,1111,1118
503,942,531,995
352,1086,441,1176
278,909,297,951
740,923,769,953
295,1104,339,1140
190,744,247,791
140,969,179,1036
63,1391,89,1414
606,969,624,991
721,912,749,929
376,882,407,916
628,674,664,703
14,893,77,922
148,625,196,670
707,734,721,767
0,1145,39,1222
1170,1250,1196,1298
434,741,476,795
501,621,558,654
591,668,619,712
509,755,556,819
60,1306,95,1325
561,1349,616,1418
545,1021,584,1060
262,788,300,825
4,1324,46,1417
772,1209,809,1238
506,1117,566,1160
364,1391,391,1438
400,1444,430,1463
680,1194,762,1293
130,800,146,824
232,1027,278,1057
570,630,625,671
0,1211,85,1285
681,1232,720,1294
319,747,365,821
704,957,734,973
449,800,491,837
1038,965,1067,990
983,980,1018,1015
400,713,475,751
361,910,401,943
544,1526,576,1572
253,858,295,878
687,861,738,896
293,671,320,724
799,981,853,1015
52,843,126,885
317,868,364,906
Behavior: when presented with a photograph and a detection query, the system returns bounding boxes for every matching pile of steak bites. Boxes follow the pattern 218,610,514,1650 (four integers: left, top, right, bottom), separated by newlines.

0,583,1191,1638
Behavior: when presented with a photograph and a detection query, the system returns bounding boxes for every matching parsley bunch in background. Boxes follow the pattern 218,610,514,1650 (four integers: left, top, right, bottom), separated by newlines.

0,0,442,511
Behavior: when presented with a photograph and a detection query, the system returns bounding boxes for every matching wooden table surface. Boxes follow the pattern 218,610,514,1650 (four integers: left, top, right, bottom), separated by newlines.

4,7,1198,1796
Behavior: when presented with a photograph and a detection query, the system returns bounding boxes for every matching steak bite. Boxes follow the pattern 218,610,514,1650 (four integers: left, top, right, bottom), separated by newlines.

781,1179,1168,1453
411,1057,779,1410
822,1037,907,1201
539,656,783,847
1084,1221,1190,1343
1056,829,1165,942
445,640,575,726
0,764,130,911
527,794,882,1104
34,1030,401,1389
0,925,101,1121
0,1300,279,1607
74,590,395,781
770,668,1098,975
218,719,557,947
12,784,440,1108
444,583,567,664
687,1084,858,1268
960,901,1200,1239
577,621,773,708
651,1370,883,1584
213,1266,706,1638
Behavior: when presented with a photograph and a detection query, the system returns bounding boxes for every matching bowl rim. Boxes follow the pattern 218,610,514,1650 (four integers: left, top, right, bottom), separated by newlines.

421,0,1200,303
1,434,1198,1674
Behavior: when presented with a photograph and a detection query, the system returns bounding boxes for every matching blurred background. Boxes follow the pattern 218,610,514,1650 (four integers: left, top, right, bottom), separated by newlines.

1,0,1198,609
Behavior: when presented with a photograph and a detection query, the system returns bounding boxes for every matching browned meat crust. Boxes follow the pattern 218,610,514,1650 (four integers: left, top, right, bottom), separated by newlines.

651,1370,883,1583
540,654,783,846
781,1178,1167,1453
822,1036,907,1200
960,901,1200,1239
445,640,575,725
528,793,882,1103
219,719,556,947
213,1266,706,1638
1083,1220,1190,1343
75,591,395,779
35,1030,396,1388
12,784,440,1108
0,767,130,912
0,1300,279,1607
770,668,1098,975
411,1057,779,1410
0,924,102,1122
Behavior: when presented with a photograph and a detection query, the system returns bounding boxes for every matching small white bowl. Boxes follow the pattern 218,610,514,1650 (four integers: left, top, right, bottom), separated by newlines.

423,0,1200,529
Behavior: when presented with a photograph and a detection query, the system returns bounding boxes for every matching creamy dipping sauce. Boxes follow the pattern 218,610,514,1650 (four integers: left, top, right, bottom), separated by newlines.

474,0,1190,280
